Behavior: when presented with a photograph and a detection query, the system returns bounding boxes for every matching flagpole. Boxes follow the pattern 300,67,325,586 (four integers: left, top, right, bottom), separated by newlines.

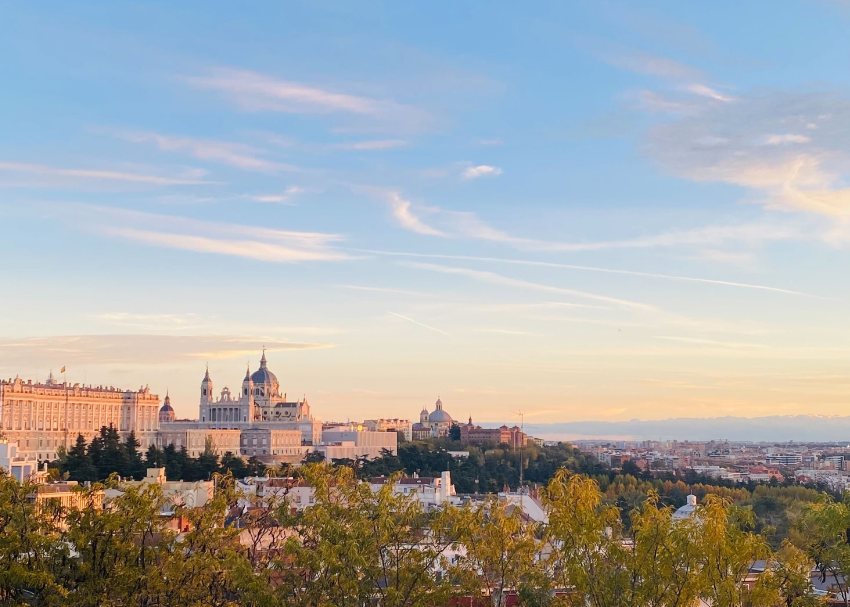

63,367,69,451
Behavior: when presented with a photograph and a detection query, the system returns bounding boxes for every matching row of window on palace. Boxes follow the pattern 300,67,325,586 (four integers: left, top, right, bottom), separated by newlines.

164,436,298,448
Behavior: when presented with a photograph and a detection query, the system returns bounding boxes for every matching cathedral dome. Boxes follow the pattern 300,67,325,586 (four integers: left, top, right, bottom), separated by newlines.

429,409,453,423
250,350,278,385
250,366,278,385
428,398,452,423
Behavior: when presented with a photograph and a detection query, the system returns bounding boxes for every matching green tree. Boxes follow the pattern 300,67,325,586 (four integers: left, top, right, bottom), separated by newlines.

0,471,67,603
275,464,461,607
798,494,850,605
454,497,546,607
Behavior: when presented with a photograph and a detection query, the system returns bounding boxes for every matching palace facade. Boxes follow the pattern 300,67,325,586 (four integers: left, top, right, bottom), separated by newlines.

1,351,391,469
0,371,160,463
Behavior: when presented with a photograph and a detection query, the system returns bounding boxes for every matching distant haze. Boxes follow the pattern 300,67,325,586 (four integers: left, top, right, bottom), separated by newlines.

486,416,850,443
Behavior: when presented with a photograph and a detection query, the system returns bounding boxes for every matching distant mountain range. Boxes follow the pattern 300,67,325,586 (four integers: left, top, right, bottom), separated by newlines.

487,416,850,443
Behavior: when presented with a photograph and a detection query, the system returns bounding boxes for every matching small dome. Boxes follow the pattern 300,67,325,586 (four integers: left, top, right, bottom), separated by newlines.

159,393,175,422
673,495,698,520
201,365,212,385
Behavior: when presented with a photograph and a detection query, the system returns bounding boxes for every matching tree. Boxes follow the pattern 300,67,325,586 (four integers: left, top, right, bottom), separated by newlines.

65,433,97,482
0,470,67,603
798,494,850,605
145,444,165,469
302,450,325,464
694,496,778,607
544,470,629,607
454,497,546,607
274,465,462,607
449,423,461,442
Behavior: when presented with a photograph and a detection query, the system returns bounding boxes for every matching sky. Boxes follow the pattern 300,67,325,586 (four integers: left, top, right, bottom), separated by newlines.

3,1,850,427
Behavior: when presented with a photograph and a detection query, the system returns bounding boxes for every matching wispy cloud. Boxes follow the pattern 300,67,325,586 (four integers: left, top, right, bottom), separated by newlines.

339,285,439,298
763,133,811,145
385,192,446,236
245,186,308,204
461,164,503,180
186,67,431,131
684,84,736,103
111,130,299,173
402,261,657,311
474,328,542,336
44,204,350,263
387,311,450,336
0,334,335,367
114,228,349,263
655,336,770,349
644,88,850,216
332,139,408,151
96,312,206,331
600,49,701,80
360,182,801,252
0,161,212,185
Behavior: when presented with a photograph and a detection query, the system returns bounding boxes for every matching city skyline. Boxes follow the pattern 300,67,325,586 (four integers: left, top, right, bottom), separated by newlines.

4,1,850,425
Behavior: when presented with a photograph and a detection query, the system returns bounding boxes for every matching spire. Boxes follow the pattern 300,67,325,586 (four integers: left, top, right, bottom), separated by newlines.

245,363,251,379
260,347,267,368
203,363,210,381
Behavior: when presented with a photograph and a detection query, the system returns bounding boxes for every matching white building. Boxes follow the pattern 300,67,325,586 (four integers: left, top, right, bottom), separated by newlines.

364,418,412,442
369,471,455,507
238,476,317,511
673,494,698,520
105,468,214,514
0,440,40,481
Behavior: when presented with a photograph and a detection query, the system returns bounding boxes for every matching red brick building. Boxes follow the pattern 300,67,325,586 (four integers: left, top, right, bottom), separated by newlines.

460,417,526,449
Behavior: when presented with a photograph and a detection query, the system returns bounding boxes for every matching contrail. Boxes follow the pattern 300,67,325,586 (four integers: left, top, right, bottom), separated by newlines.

387,312,451,336
353,249,824,298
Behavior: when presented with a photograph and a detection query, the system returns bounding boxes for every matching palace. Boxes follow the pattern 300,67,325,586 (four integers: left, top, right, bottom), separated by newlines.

0,372,160,463
1,351,395,469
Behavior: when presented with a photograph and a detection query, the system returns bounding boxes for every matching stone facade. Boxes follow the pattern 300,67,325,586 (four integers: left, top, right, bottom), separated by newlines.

156,352,323,465
0,372,160,464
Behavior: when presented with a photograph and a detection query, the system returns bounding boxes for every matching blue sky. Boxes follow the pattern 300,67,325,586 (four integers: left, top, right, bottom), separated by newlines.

3,1,850,425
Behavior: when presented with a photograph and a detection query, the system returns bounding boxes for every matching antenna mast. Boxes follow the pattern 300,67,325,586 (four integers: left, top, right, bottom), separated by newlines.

512,410,525,496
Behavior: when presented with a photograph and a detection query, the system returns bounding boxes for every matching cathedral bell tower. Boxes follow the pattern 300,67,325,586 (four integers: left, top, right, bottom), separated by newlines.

241,364,255,424
200,364,214,423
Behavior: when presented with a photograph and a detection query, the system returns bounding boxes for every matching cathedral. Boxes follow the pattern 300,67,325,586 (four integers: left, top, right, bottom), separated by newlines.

411,398,454,439
156,351,322,461
198,351,311,425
